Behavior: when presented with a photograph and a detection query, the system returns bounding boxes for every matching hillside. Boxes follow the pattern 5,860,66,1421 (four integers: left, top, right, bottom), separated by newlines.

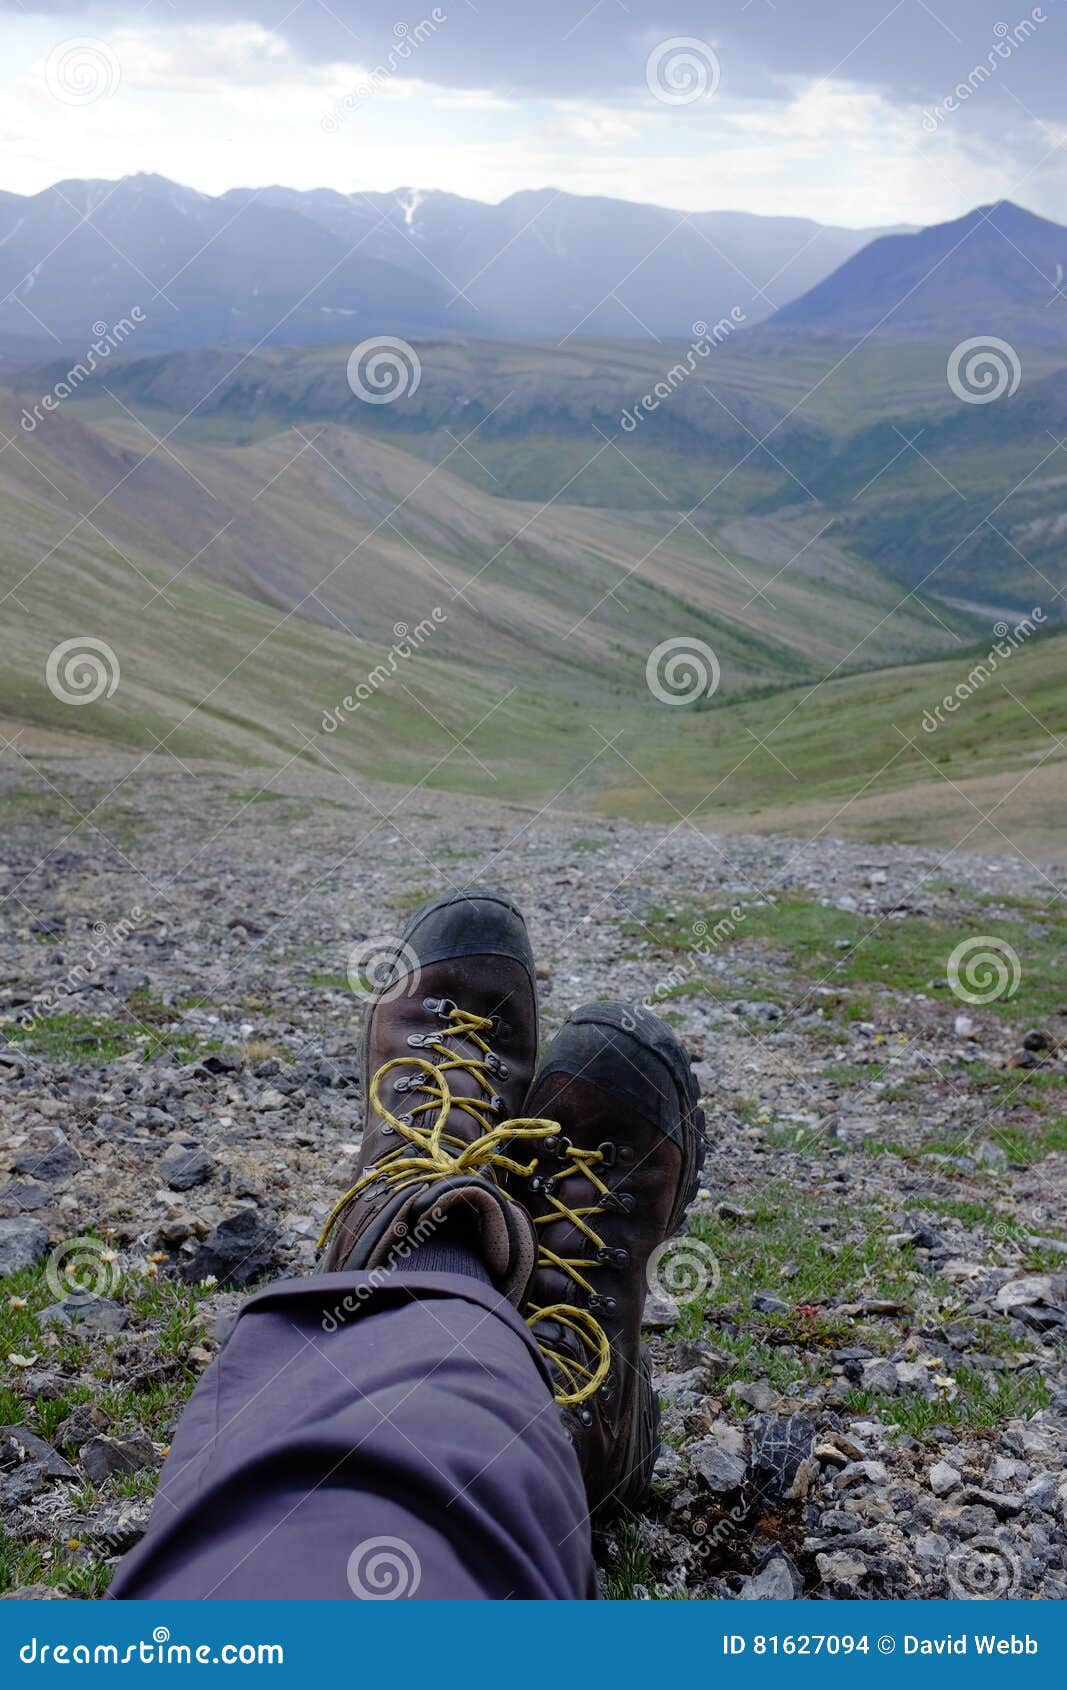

32,329,1067,616
0,382,976,814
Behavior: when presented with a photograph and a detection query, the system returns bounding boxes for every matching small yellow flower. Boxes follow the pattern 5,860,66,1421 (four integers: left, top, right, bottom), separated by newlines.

149,1251,169,1264
144,1263,158,1279
8,1296,27,1310
67,1537,80,1552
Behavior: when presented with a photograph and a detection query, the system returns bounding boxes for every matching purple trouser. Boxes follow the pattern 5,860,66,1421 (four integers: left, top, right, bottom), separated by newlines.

109,1272,597,1600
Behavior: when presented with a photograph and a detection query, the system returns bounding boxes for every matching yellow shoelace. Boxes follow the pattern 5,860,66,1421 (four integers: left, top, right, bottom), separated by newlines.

524,1144,614,1407
317,1007,558,1249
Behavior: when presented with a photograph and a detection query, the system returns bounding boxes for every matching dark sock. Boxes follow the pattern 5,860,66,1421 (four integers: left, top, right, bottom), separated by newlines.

391,1213,492,1285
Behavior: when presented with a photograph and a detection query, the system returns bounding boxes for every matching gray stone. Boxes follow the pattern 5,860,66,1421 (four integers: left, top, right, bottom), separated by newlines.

690,1442,747,1494
81,1432,156,1484
37,1294,127,1334
1,1425,77,1480
929,1459,960,1496
729,1379,777,1412
0,1180,52,1214
160,1141,215,1191
748,1414,817,1502
641,1287,679,1330
11,1142,82,1184
0,1217,49,1276
816,1551,868,1587
739,1552,804,1599
180,1208,282,1289
859,1358,898,1393
752,1291,790,1314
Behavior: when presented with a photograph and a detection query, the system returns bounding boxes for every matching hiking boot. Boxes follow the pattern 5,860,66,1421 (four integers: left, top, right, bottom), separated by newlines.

318,887,553,1303
514,1003,706,1517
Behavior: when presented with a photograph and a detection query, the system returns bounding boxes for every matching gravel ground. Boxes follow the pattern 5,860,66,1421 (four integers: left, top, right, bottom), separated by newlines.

1,755,1065,1600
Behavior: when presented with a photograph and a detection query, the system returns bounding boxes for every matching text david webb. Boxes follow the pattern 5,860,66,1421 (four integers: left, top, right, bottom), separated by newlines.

905,1635,1037,1655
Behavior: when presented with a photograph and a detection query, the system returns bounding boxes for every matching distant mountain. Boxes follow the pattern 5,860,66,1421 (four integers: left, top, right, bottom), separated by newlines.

0,175,464,354
772,201,1067,342
0,173,904,351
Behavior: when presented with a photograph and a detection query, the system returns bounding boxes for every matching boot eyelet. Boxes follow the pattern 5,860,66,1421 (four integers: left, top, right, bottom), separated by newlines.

603,1190,636,1215
578,1408,593,1427
380,1123,395,1136
596,1141,617,1166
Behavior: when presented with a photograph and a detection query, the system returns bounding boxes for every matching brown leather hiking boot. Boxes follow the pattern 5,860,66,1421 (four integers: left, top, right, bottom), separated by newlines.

318,888,553,1304
514,1003,706,1519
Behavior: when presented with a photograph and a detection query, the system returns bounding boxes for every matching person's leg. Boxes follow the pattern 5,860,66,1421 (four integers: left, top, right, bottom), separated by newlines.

109,1269,596,1600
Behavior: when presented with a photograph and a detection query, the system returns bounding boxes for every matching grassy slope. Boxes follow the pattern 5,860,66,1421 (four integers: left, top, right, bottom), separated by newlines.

598,629,1067,854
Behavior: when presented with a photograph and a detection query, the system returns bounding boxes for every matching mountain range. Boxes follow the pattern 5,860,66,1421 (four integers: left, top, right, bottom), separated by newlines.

0,173,905,352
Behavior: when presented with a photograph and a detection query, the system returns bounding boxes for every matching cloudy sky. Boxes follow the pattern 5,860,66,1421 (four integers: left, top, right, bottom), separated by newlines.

2,0,1065,225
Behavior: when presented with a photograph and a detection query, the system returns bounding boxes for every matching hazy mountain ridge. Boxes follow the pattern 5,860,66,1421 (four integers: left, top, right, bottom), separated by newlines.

0,173,905,350
772,201,1067,343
